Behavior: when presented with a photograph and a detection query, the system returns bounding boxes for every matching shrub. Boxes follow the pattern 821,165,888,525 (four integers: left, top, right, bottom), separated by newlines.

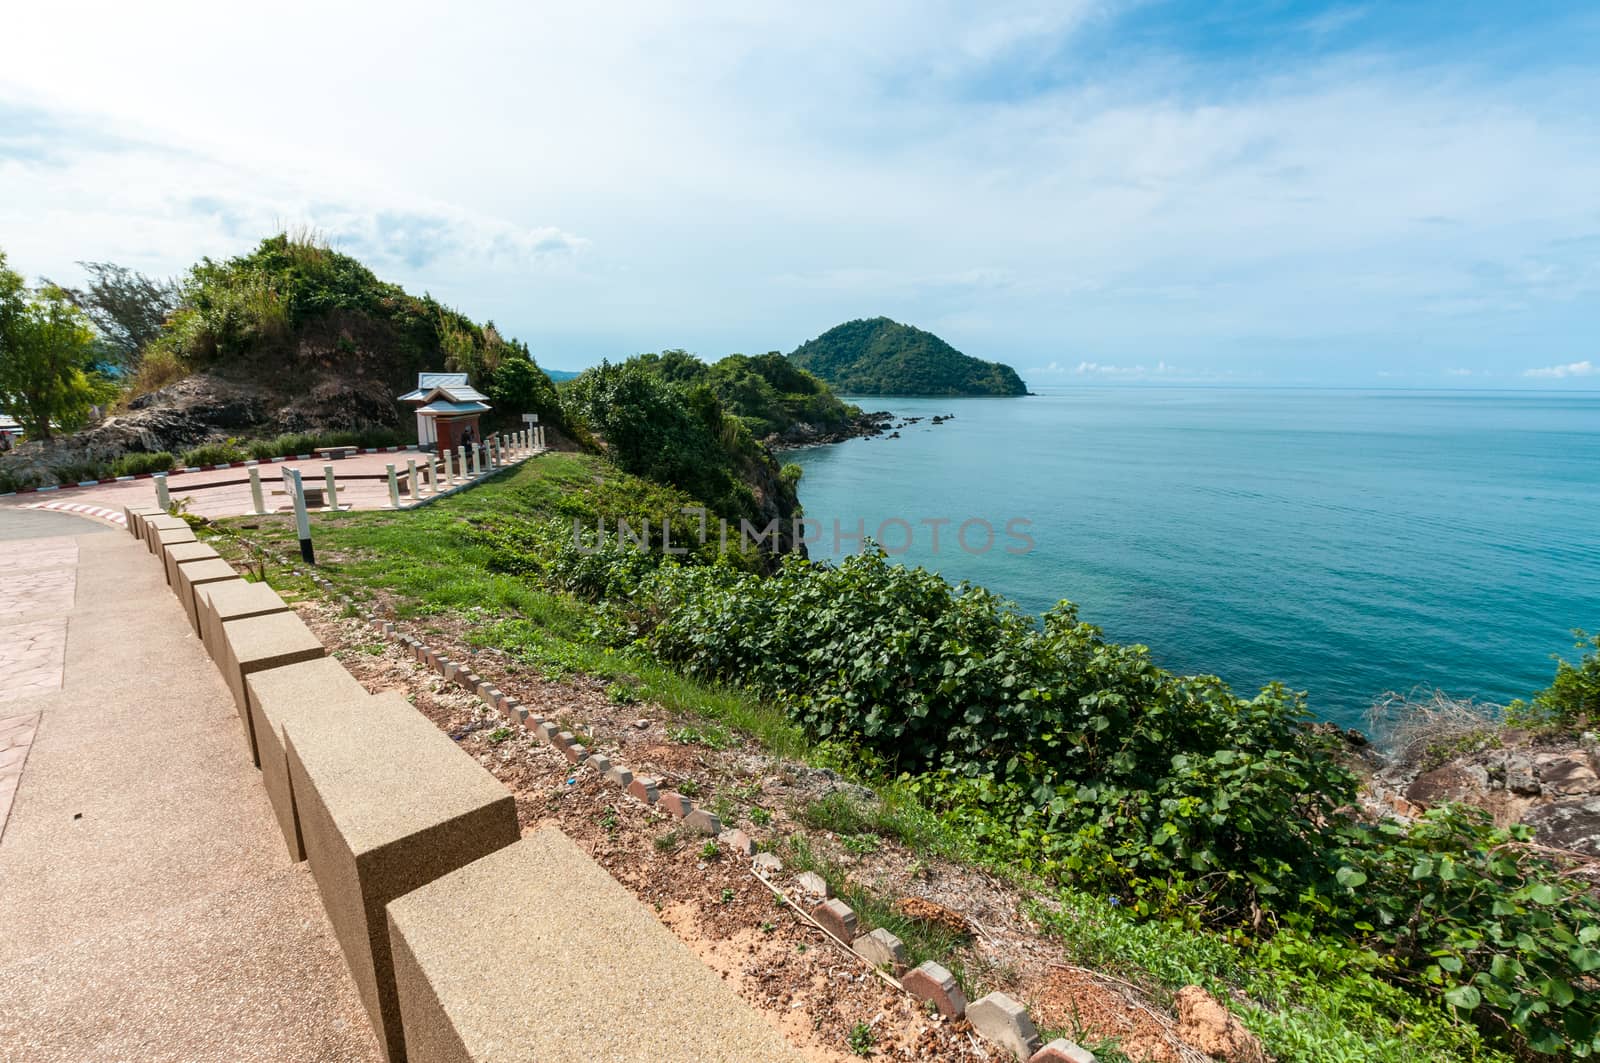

53,460,109,485
124,346,188,398
180,440,247,467
1509,630,1600,728
109,451,175,477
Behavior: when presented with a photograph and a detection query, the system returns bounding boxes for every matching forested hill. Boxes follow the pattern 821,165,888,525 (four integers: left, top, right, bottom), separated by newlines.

788,317,1028,396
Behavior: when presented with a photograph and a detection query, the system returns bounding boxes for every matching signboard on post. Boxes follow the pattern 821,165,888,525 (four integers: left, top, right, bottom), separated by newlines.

522,413,538,424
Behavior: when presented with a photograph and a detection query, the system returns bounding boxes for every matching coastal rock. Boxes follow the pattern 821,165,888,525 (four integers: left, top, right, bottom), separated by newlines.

1534,751,1600,797
1525,797,1600,856
1505,754,1541,796
1405,763,1490,806
1175,986,1269,1063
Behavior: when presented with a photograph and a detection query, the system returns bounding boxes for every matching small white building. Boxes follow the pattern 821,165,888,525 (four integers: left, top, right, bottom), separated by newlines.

397,373,491,453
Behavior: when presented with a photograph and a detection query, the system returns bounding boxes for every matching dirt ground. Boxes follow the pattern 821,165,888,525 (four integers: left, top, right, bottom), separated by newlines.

301,598,1213,1063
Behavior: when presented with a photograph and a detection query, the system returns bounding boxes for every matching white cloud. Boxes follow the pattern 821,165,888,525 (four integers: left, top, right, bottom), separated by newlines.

1074,360,1177,377
1524,360,1597,379
1,3,1598,376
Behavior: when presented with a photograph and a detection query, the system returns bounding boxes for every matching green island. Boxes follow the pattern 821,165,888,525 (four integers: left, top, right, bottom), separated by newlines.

3,234,1597,1061
789,316,1030,397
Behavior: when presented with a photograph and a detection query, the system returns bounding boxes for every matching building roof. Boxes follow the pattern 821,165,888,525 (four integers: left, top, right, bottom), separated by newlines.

399,371,489,404
415,400,490,416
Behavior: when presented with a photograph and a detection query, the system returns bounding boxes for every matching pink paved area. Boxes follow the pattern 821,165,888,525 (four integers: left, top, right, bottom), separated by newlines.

0,508,380,1061
0,447,537,522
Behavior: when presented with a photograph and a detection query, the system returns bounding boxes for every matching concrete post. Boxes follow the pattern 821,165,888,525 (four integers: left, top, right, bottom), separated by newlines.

471,443,482,476
323,464,338,510
407,458,418,499
248,465,267,515
154,472,170,510
288,468,314,564
457,446,468,481
387,464,401,509
443,448,454,484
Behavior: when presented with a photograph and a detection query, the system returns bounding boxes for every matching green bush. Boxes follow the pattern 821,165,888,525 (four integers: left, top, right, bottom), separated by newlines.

180,441,248,467
109,451,175,477
53,460,110,485
493,533,1595,1056
1509,630,1600,728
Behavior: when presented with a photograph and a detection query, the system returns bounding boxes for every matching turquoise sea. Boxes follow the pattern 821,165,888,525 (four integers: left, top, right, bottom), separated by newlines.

786,387,1600,730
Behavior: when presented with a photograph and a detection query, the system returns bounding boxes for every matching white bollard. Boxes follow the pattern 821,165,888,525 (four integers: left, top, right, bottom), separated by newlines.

443,447,454,484
248,465,266,515
387,463,400,509
323,464,338,510
154,472,170,510
288,468,314,564
471,443,482,476
457,446,468,481
407,458,418,500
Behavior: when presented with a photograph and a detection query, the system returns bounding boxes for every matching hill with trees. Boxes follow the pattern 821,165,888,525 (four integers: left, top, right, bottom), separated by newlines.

788,317,1027,397
0,234,566,489
631,349,863,442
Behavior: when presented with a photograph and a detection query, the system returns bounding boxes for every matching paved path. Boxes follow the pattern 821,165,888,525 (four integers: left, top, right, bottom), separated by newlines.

0,508,379,1062
0,447,542,522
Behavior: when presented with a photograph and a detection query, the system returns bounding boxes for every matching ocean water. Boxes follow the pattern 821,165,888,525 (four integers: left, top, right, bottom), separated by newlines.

786,387,1600,730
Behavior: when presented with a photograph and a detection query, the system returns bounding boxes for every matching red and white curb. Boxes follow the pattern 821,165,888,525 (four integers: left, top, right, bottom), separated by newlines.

21,501,127,527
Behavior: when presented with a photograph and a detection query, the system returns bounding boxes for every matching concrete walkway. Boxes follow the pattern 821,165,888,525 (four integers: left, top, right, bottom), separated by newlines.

0,509,379,1062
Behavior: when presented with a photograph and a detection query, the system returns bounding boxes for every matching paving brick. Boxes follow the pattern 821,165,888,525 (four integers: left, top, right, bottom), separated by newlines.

753,852,783,874
903,961,967,1018
684,808,721,835
968,992,1042,1061
219,611,327,766
562,743,589,764
852,928,909,973
533,721,559,744
811,898,858,943
585,753,612,774
657,791,692,819
627,776,661,804
287,687,518,1063
605,764,634,788
795,871,829,900
718,828,756,856
1030,1039,1099,1063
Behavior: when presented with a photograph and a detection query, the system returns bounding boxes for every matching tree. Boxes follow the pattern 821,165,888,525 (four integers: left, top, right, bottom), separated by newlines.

0,258,112,441
52,261,180,371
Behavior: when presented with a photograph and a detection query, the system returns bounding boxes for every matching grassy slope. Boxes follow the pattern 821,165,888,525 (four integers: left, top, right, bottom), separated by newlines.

208,455,1501,1063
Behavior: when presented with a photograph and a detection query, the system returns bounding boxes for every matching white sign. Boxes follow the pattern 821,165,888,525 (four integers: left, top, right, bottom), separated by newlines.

522,413,539,424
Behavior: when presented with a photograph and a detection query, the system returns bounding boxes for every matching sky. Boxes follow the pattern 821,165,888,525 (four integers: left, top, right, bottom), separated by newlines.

2,1,1598,388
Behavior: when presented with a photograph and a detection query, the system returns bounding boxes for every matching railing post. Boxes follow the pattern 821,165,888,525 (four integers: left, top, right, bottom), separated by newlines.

471,443,482,477
323,464,338,511
407,458,419,500
387,463,401,509
457,446,468,482
443,447,454,484
247,463,267,515
154,472,170,510
288,467,314,564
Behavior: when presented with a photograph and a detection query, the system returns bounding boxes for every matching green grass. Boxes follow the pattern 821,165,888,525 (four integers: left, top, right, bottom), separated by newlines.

208,453,807,759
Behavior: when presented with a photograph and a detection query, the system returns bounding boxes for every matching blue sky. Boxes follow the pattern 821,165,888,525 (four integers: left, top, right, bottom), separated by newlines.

1,1,1597,387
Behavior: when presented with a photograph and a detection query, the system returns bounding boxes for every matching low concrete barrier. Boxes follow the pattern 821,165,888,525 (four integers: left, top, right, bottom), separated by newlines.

173,559,241,633
196,581,291,661
143,514,187,552
125,505,163,541
161,540,220,588
286,694,518,1063
385,827,806,1063
218,611,326,765
245,658,391,861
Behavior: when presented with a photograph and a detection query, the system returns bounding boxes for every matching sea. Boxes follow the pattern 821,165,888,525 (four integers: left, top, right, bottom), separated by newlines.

785,387,1600,731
